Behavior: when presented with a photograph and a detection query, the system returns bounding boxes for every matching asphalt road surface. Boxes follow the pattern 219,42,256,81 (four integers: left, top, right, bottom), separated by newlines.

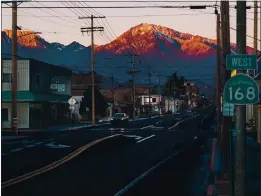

2,108,214,196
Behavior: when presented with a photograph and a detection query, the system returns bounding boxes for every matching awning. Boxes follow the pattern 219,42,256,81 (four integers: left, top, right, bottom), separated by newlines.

2,91,70,103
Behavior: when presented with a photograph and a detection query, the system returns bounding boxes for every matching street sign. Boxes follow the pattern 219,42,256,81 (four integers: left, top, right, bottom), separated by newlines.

226,54,257,70
68,97,77,106
222,102,235,116
223,73,260,104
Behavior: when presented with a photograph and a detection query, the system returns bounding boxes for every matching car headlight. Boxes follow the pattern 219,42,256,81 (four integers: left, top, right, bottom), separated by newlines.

111,118,113,120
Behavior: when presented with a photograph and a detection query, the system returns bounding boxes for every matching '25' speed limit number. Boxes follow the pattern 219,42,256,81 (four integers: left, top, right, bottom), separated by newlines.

223,73,260,105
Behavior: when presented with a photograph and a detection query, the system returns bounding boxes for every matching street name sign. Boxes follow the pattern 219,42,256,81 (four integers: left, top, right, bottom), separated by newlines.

226,54,257,70
222,102,235,116
223,73,259,105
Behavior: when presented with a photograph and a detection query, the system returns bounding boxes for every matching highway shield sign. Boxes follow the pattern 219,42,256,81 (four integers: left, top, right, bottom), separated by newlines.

223,73,259,104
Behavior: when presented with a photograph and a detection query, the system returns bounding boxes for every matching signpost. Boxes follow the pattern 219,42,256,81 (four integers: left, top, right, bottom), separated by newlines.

68,97,77,120
223,73,260,105
226,54,257,70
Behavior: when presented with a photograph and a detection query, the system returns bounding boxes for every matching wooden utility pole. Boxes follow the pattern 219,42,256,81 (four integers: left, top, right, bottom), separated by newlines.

12,1,18,135
148,64,151,117
220,0,231,180
215,9,221,135
111,74,115,115
126,55,141,120
234,3,247,195
157,72,161,114
252,0,258,132
79,15,105,126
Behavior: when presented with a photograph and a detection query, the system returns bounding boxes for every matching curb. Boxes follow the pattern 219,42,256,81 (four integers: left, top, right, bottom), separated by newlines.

1,136,29,142
2,134,123,189
205,138,217,196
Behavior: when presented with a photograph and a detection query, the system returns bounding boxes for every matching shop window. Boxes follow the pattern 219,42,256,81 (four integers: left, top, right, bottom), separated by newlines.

2,108,9,121
2,73,12,83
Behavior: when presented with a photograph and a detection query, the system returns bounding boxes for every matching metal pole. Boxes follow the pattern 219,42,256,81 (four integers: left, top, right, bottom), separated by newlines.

216,10,221,135
12,1,18,135
90,15,95,126
234,1,247,195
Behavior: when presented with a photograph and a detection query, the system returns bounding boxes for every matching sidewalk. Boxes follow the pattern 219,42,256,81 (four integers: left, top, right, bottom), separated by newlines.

206,137,261,195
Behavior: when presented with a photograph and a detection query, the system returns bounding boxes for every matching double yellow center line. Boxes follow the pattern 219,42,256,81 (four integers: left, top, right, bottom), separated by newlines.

2,134,121,189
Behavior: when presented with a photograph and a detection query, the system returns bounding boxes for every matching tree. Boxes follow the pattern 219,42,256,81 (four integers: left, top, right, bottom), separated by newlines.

79,87,108,118
163,72,185,99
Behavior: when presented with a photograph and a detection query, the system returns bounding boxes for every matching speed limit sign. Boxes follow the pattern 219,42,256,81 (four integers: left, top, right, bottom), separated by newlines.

223,73,260,105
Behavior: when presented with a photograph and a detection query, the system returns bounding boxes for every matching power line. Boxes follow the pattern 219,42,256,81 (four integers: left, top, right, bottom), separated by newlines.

33,1,82,27
62,1,111,43
229,26,261,42
0,0,254,2
2,13,214,18
17,9,78,29
2,5,217,9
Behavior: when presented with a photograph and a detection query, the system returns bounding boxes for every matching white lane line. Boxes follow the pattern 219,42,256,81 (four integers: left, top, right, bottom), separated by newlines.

168,114,200,131
140,125,154,129
26,145,35,148
45,142,70,148
123,135,143,140
34,142,43,145
114,154,173,196
136,135,155,143
10,148,24,152
113,147,189,196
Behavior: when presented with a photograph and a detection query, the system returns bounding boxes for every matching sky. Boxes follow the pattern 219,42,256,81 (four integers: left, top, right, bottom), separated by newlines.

1,0,261,50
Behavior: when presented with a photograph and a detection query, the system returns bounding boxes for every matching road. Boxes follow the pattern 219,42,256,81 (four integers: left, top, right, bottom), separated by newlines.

2,108,214,196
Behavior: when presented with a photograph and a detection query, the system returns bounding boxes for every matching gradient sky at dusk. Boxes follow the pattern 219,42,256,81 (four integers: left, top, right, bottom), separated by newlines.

1,0,260,50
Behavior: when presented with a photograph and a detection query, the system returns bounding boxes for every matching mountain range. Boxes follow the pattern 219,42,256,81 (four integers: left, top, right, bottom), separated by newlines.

1,23,256,93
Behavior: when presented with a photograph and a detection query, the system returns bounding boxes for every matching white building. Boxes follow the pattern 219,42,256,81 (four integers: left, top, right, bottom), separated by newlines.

137,94,163,114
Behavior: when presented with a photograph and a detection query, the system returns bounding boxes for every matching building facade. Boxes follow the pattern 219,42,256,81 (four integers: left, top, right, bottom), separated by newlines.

2,59,72,129
137,94,163,114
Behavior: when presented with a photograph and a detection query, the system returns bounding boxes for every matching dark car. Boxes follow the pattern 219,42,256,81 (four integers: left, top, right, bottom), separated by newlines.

110,113,129,125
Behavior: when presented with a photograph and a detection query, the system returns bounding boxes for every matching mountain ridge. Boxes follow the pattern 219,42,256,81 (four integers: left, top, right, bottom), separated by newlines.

1,23,256,93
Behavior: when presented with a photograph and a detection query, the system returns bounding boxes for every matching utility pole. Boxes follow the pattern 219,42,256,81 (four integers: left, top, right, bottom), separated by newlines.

111,74,115,116
126,55,139,120
157,72,161,114
12,1,18,135
215,9,221,136
234,1,247,195
258,1,261,144
252,0,258,132
220,0,231,180
148,64,151,117
79,15,105,126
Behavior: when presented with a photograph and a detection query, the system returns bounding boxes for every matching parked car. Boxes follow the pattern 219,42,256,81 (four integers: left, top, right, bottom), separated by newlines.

110,113,129,125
